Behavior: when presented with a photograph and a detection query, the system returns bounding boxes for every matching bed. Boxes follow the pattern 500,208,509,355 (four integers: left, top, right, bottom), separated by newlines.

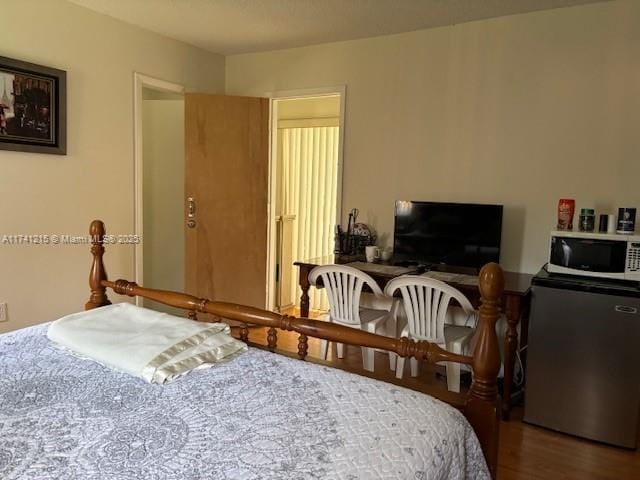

0,220,504,479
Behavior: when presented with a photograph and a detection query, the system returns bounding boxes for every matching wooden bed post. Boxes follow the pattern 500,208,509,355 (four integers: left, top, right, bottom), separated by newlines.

466,262,504,478
85,220,112,310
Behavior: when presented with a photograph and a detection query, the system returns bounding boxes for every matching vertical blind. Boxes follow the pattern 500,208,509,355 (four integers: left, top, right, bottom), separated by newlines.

281,126,339,311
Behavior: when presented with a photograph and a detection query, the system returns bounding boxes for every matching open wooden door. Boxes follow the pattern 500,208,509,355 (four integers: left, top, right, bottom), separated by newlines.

185,94,269,309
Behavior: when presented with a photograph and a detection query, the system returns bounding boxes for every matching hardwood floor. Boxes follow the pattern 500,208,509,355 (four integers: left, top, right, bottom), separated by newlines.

243,324,640,479
499,406,639,480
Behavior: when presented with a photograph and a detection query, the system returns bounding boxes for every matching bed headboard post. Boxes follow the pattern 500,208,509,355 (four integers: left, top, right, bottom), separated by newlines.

85,219,112,310
466,262,504,478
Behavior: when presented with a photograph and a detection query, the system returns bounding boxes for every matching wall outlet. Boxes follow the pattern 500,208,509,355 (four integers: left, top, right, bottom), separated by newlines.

0,303,7,322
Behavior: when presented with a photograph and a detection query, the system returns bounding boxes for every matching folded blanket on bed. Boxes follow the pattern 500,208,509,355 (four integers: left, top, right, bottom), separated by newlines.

47,303,247,384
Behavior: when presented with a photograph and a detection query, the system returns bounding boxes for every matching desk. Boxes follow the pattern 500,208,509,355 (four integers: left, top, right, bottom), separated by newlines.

294,255,533,420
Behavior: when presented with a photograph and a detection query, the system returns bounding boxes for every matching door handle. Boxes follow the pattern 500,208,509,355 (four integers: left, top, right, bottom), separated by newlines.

615,305,638,314
187,197,196,228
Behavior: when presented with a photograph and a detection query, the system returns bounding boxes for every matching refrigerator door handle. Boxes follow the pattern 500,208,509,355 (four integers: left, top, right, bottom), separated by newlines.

614,305,638,314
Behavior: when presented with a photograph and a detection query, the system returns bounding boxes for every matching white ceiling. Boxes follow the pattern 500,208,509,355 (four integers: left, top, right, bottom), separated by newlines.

68,0,608,55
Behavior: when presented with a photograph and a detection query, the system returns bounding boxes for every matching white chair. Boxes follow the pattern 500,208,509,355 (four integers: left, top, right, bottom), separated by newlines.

384,275,477,393
309,265,395,372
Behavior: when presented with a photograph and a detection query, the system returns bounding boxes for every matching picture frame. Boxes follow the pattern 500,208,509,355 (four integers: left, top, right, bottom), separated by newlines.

0,56,66,155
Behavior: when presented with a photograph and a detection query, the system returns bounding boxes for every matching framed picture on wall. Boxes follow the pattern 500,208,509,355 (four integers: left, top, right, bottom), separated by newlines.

0,56,66,155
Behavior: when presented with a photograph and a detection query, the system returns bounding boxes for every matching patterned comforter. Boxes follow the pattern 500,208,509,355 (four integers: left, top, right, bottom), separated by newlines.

0,324,490,479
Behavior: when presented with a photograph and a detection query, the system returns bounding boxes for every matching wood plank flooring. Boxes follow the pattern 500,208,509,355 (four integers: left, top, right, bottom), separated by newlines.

242,324,640,479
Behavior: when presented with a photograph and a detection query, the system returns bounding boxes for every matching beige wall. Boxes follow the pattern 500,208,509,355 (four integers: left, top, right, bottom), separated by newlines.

0,0,224,333
142,98,184,315
226,0,640,274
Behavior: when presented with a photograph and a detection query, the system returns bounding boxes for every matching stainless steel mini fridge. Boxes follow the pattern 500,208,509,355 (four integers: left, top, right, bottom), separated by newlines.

524,269,640,448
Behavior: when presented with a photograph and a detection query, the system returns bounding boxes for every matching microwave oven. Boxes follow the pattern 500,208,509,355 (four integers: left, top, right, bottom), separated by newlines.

547,230,640,282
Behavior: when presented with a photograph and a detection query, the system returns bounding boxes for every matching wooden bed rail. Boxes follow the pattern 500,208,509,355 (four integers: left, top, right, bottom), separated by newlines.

101,278,474,366
84,220,503,477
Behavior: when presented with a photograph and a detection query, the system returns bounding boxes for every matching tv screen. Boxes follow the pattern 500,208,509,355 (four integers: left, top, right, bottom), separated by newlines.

393,201,503,268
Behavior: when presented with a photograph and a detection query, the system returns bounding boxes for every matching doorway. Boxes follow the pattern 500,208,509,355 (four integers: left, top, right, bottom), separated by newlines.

133,79,341,316
268,90,345,313
134,74,184,312
136,86,269,314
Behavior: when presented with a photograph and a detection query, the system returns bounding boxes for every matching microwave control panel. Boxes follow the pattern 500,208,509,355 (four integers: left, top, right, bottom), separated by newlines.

627,243,640,272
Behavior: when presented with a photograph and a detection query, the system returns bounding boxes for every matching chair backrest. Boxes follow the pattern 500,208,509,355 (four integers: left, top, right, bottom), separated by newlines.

308,265,384,325
384,275,475,344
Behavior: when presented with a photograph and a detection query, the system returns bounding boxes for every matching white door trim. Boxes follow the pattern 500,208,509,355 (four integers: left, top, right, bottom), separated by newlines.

264,85,347,312
133,73,184,303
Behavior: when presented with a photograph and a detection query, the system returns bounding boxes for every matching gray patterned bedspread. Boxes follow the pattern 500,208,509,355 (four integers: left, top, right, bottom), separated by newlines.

0,325,490,479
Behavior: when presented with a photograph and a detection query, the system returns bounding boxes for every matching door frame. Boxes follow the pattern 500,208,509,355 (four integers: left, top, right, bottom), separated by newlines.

133,73,184,302
265,85,347,311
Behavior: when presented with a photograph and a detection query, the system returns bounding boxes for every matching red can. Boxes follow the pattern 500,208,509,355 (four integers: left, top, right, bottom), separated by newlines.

557,199,575,230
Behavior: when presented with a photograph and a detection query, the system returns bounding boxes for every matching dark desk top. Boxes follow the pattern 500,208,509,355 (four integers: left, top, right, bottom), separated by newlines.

294,255,533,297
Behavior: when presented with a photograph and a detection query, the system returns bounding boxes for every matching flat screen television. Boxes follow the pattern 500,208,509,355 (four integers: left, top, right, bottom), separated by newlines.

393,200,503,268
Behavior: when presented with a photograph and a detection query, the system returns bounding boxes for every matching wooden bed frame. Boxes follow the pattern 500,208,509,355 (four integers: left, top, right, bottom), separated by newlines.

84,220,503,477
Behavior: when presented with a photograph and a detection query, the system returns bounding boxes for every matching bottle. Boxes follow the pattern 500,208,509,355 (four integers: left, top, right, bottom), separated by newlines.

557,199,575,230
579,208,595,232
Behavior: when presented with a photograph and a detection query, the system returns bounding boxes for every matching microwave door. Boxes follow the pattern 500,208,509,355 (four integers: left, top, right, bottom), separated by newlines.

550,237,627,274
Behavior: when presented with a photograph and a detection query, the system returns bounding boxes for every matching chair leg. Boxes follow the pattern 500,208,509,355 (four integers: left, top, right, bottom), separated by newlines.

445,362,461,393
387,313,398,337
319,339,329,360
445,341,463,393
410,357,419,377
396,357,405,379
388,353,397,371
362,347,375,372
336,343,345,359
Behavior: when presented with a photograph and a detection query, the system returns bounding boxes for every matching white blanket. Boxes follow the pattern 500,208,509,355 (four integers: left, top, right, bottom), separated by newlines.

47,303,247,384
